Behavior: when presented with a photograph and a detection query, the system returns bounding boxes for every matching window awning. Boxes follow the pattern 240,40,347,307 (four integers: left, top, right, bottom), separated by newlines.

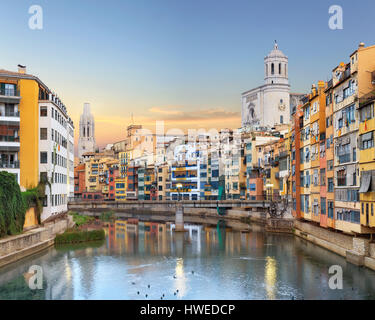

359,171,372,193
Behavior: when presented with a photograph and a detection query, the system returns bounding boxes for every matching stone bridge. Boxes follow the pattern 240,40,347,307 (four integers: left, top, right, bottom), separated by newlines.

68,199,271,215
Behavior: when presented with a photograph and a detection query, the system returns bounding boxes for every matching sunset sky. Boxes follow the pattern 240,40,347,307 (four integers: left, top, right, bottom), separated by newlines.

1,0,375,150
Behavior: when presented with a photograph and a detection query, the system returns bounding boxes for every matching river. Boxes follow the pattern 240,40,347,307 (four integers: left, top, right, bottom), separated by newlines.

0,219,374,300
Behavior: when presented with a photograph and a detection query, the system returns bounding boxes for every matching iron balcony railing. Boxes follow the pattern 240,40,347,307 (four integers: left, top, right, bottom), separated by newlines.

0,135,20,142
0,111,20,117
0,161,20,168
0,88,20,97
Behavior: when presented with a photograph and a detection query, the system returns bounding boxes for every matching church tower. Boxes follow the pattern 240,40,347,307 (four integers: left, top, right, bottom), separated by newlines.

241,41,291,128
78,103,96,159
264,41,289,85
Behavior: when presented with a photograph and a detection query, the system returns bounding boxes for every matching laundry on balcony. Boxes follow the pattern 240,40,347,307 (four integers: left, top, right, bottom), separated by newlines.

359,171,372,193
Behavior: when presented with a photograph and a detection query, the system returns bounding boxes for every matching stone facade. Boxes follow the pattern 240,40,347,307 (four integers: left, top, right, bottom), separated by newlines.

241,42,304,129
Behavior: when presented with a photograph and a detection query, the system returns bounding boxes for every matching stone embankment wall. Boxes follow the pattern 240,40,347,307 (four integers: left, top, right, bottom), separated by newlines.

294,220,375,271
0,216,72,268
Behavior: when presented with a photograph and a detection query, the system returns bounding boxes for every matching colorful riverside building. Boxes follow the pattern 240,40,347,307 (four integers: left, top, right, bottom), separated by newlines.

325,79,335,228
290,104,303,218
0,66,74,221
359,97,375,229
309,82,326,225
290,42,375,236
126,165,138,200
74,163,86,198
171,144,201,200
107,159,119,200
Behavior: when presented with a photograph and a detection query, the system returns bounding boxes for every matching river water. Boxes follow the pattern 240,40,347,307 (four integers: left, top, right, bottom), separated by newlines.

0,219,374,300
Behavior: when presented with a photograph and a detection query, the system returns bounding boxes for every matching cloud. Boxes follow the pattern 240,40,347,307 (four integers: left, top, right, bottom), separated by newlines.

147,106,240,123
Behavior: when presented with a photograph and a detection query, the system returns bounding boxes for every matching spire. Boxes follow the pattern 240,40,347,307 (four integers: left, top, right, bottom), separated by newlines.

83,102,91,115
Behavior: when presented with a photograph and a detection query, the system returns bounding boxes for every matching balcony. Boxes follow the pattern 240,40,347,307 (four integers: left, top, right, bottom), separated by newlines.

0,135,20,150
0,160,20,169
0,88,21,103
0,110,20,124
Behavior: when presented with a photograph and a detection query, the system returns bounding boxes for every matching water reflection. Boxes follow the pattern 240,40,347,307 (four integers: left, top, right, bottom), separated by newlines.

0,218,374,300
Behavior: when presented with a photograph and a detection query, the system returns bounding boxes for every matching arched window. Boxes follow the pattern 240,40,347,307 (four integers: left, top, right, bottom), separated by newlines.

87,126,90,137
271,63,274,75
279,63,281,74
83,127,85,137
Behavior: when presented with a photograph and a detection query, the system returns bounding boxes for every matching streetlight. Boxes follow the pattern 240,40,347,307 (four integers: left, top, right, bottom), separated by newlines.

176,183,183,201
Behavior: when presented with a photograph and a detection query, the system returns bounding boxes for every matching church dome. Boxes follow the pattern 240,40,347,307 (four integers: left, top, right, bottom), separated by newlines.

266,42,287,59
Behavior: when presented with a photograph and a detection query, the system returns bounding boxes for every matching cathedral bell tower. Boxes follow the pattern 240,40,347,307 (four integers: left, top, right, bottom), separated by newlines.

264,41,289,85
78,103,96,159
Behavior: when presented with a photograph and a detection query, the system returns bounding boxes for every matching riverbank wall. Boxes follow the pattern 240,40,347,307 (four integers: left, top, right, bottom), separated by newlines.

294,220,375,271
0,216,73,268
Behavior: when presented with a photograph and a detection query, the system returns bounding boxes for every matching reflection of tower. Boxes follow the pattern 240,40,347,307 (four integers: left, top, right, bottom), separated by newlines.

78,103,96,159
79,248,96,298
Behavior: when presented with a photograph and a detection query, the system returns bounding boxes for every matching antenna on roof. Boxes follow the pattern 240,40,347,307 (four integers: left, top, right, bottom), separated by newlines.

131,112,134,124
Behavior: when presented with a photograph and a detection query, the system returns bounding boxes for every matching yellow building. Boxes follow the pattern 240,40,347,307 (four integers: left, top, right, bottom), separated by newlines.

358,98,375,231
115,177,127,200
0,66,74,222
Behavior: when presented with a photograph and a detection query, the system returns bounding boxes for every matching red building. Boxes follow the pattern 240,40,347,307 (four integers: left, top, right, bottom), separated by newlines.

126,165,138,200
108,166,119,200
74,163,86,198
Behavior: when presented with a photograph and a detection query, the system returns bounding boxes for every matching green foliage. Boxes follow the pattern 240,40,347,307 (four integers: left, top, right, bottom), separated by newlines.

54,239,105,252
21,185,44,225
55,229,105,244
100,210,115,222
0,172,26,237
69,211,95,227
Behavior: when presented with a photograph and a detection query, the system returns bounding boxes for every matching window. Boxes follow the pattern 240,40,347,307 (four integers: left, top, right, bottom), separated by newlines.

271,63,274,75
327,160,334,171
360,103,374,122
40,152,47,164
320,169,326,186
328,201,334,218
40,128,47,140
338,143,351,164
321,198,326,215
337,169,346,186
280,115,283,124
328,178,334,192
40,106,47,117
359,131,374,150
279,63,281,74
40,172,47,183
313,169,319,186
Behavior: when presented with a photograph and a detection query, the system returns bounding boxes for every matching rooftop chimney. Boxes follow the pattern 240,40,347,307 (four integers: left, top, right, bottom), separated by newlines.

359,42,365,48
17,64,26,74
